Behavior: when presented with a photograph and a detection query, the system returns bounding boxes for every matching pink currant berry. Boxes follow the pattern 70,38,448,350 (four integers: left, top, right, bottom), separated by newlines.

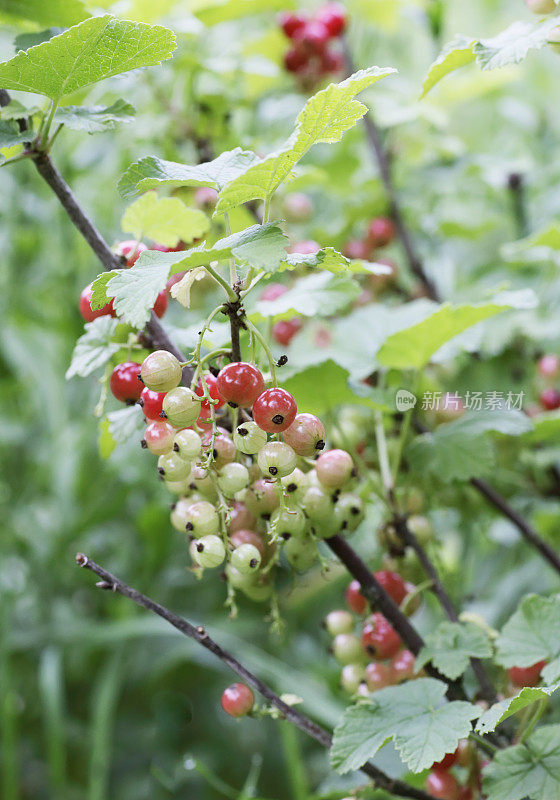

283,193,313,222
109,361,143,403
278,11,307,38
228,503,257,534
361,613,401,659
244,478,280,518
540,388,560,411
538,353,560,379
425,769,461,800
316,449,354,489
391,649,416,683
315,2,347,37
149,242,186,253
367,216,396,248
195,373,225,416
283,412,326,457
508,660,546,687
253,388,297,433
79,282,115,322
221,683,254,717
216,362,265,408
345,580,367,614
142,420,175,456
291,240,320,254
373,570,408,605
272,319,302,346
343,239,371,260
230,528,268,561
139,387,166,420
194,186,219,208
260,282,288,302
365,662,393,692
115,240,147,267
202,430,236,468
299,20,330,52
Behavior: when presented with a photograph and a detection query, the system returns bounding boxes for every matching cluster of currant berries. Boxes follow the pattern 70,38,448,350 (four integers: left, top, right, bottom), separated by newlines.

109,349,365,605
424,742,476,800
279,3,347,86
531,353,560,413
78,240,184,323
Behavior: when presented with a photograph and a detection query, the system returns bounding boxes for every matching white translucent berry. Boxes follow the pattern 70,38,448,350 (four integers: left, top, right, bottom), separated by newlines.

217,462,250,496
302,486,334,521
233,421,267,455
158,451,191,481
257,441,297,479
230,543,262,574
324,610,355,637
271,506,306,540
173,428,202,460
281,468,308,504
170,497,198,532
244,479,280,517
340,663,365,694
191,465,218,501
163,387,201,428
184,500,220,537
334,493,364,533
284,537,316,572
332,633,363,665
141,350,182,393
192,535,225,568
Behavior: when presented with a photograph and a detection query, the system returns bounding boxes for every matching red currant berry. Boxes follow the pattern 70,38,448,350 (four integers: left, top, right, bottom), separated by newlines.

298,20,330,52
315,3,347,37
195,373,225,417
153,289,168,318
139,387,166,420
391,649,416,683
221,683,254,717
279,11,307,38
373,570,408,605
538,353,560,379
361,613,401,659
365,661,393,692
228,503,258,534
272,318,302,346
216,362,265,408
367,216,396,248
432,749,458,771
345,580,367,614
284,45,309,73
425,769,461,800
253,388,297,433
343,239,371,260
283,412,326,457
109,361,143,403
149,241,186,253
115,240,148,267
540,387,560,411
166,270,186,293
508,660,546,687
142,420,175,456
79,282,115,322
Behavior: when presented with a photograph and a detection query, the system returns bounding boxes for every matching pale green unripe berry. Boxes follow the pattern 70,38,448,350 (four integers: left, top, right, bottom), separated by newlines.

233,421,267,454
225,563,257,589
230,543,262,574
164,478,191,494
281,468,308,504
171,497,197,532
241,580,273,602
332,633,363,665
163,387,201,428
334,493,364,533
192,535,225,568
284,537,316,572
191,465,218,501
257,441,297,479
218,462,250,496
173,428,202,460
141,350,182,392
271,506,306,539
324,610,354,637
340,663,365,694
184,500,220,536
302,486,334,521
158,451,191,481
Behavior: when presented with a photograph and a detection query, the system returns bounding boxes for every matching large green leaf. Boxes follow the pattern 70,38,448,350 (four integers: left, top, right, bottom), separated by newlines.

476,684,560,735
55,100,135,133
474,18,559,71
495,595,560,674
118,148,261,199
0,0,88,27
0,15,176,102
408,430,495,483
482,726,560,800
215,66,396,213
253,272,361,321
121,191,209,246
330,679,479,774
416,622,493,681
65,317,121,379
421,36,475,97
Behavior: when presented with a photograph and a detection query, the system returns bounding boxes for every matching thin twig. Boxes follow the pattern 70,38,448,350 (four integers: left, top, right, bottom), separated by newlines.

507,173,529,239
75,554,436,800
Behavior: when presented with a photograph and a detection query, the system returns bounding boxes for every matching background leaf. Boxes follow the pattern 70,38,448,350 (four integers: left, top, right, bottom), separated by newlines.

121,191,209,246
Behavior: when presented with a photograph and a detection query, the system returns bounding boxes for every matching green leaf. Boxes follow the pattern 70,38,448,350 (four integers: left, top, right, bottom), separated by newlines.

0,0,88,27
14,29,66,52
330,679,479,774
523,410,560,444
65,317,121,379
55,100,135,134
502,223,560,265
476,684,560,735
118,148,261,199
278,247,393,276
98,417,116,459
89,271,119,311
474,18,559,71
482,725,560,800
105,258,173,329
215,66,396,213
495,595,560,671
121,191,209,246
377,300,516,370
0,120,31,149
107,405,145,445
436,409,533,438
0,15,176,102
416,622,493,680
0,99,41,120
408,430,495,482
253,272,360,321
421,36,475,97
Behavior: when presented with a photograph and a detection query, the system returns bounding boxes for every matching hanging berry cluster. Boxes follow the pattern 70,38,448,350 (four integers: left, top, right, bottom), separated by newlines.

111,347,366,613
279,3,347,87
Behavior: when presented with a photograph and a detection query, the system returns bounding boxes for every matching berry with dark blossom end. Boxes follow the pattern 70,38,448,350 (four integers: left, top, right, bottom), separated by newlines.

365,661,393,692
425,769,461,800
281,468,308,503
391,649,416,683
258,441,297,479
163,387,201,428
216,362,265,408
170,497,197,532
143,420,175,456
316,449,354,489
79,282,115,322
324,610,354,637
193,535,226,568
157,451,191,481
538,353,560,379
361,613,401,659
316,3,347,37
231,543,262,574
115,239,148,266
173,428,202,460
334,493,364,532
195,373,225,417
283,412,326,457
345,580,367,614
110,361,143,404
184,500,220,537
221,683,254,717
272,318,302,346
233,421,267,455
508,660,546,687
373,570,408,605
367,216,396,248
332,633,364,665
141,350,182,393
153,290,168,318
140,387,166,420
230,528,268,561
271,505,306,539
253,388,297,433
540,387,560,411
340,663,365,694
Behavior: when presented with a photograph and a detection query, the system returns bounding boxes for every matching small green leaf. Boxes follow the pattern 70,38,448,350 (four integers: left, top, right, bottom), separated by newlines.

215,66,396,213
90,271,118,311
408,430,495,482
331,679,480,774
254,272,360,321
474,18,559,71
482,725,560,800
502,222,560,265
416,622,493,681
438,409,533,438
0,0,88,27
121,191,209,246
0,15,176,102
421,36,475,97
279,247,393,276
66,317,121,379
476,684,560,735
55,100,135,133
495,595,560,670
0,119,31,149
118,148,261,199
105,257,173,329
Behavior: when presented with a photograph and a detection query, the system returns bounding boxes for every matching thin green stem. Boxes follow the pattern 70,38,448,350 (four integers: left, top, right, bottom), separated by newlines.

517,698,547,745
375,409,394,501
392,371,420,482
224,213,237,286
204,263,237,301
263,195,271,224
469,731,498,757
40,100,58,149
240,269,266,298
245,318,277,385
